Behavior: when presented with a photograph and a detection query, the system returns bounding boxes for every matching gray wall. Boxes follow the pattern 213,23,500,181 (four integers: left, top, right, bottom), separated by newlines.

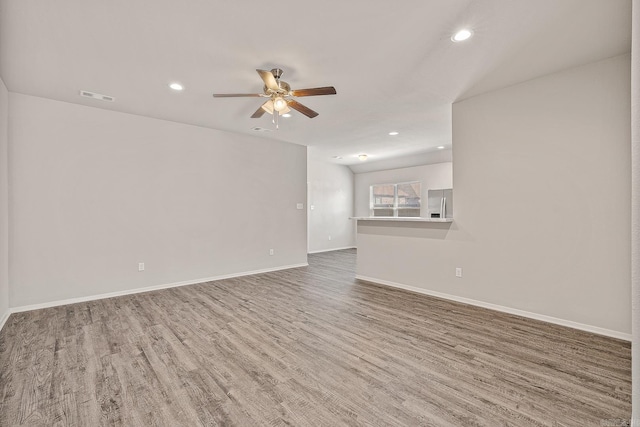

307,148,355,253
0,77,8,324
354,163,453,218
8,93,308,308
356,54,631,336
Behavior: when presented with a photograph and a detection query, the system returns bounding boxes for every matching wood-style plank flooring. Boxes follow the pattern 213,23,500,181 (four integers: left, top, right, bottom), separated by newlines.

0,249,632,426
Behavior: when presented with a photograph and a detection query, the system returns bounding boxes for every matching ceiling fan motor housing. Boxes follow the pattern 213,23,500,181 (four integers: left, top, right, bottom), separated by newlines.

264,81,290,95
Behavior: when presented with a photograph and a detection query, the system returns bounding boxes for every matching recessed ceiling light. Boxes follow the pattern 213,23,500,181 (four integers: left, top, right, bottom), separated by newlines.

389,131,399,136
282,113,292,118
437,146,445,150
169,82,184,91
358,154,368,161
452,29,473,42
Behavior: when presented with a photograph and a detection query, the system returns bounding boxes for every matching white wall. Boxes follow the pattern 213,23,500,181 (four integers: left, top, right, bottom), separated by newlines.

354,163,453,217
356,54,631,337
8,94,308,308
631,0,639,421
0,77,8,326
307,148,355,253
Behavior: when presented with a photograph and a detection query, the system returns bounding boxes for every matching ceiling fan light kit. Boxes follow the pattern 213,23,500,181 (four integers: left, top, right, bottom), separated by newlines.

273,97,288,111
213,68,337,129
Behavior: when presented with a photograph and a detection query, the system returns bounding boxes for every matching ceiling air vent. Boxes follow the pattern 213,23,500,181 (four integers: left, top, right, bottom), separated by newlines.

79,90,114,102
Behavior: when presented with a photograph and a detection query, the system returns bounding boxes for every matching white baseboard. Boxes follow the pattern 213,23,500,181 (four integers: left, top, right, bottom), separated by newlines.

308,246,357,254
355,275,631,342
0,308,10,333
9,263,309,315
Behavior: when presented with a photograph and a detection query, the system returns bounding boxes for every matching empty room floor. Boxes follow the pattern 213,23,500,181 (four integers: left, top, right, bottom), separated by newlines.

0,249,631,426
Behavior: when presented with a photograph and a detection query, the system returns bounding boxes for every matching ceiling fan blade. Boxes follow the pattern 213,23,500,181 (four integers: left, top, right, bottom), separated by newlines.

291,86,337,97
257,69,280,92
288,100,319,118
212,93,262,98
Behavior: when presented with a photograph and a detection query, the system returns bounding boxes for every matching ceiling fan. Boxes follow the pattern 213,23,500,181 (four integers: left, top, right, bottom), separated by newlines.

213,68,337,128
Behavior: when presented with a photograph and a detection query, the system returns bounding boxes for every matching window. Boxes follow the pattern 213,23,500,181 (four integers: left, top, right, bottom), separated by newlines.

396,182,421,217
370,181,421,217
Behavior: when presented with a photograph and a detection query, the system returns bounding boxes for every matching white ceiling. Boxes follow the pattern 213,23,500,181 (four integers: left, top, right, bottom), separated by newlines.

0,0,631,172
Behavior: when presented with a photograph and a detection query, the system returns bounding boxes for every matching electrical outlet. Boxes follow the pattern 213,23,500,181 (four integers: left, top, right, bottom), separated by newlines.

296,203,304,210
138,262,145,272
269,249,274,256
455,267,462,278
328,235,332,241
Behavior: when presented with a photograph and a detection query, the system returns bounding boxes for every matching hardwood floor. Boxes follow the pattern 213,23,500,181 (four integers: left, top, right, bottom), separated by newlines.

0,249,631,426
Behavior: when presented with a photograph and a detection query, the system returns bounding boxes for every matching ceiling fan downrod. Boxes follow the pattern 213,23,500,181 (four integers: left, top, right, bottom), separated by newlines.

271,68,283,82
